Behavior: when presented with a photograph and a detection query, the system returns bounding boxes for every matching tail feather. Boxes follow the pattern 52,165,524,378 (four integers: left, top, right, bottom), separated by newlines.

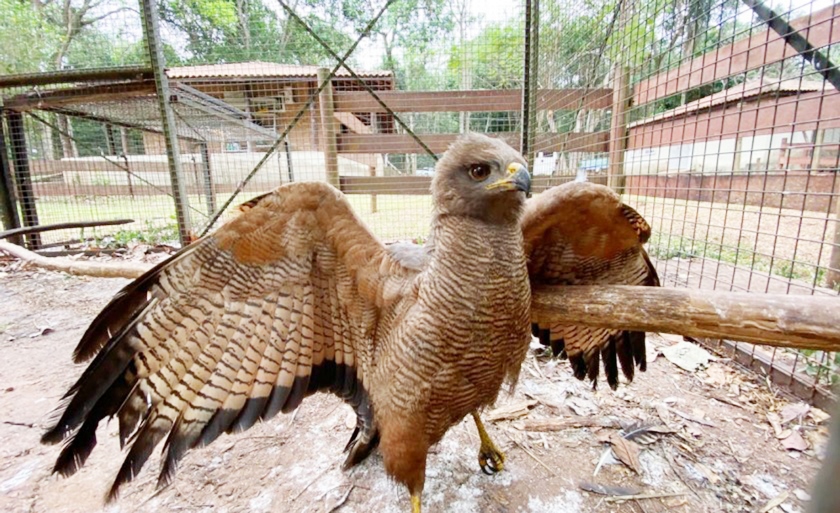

601,339,619,390
536,327,647,389
41,320,147,446
107,415,171,502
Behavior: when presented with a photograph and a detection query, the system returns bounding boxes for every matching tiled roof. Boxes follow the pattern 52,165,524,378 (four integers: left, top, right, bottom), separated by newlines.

167,61,392,79
631,79,824,127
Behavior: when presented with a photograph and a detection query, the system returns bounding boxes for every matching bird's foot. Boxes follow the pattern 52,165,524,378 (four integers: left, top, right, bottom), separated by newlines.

471,411,505,474
478,443,506,475
411,494,422,513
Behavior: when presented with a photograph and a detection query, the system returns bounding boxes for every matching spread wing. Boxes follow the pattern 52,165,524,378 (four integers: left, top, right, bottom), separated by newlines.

41,182,417,499
522,181,660,389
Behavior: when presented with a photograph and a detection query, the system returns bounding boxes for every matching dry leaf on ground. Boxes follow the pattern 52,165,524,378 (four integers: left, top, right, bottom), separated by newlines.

780,403,810,424
486,400,538,422
780,431,809,452
608,433,642,473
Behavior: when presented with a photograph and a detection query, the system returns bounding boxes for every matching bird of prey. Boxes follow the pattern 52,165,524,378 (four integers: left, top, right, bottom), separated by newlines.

41,133,658,512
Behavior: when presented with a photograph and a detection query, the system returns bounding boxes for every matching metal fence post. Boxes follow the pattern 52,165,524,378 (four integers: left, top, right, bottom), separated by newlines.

828,188,840,290
317,67,340,189
198,142,216,216
521,0,540,169
7,111,41,249
139,0,192,246
0,112,22,245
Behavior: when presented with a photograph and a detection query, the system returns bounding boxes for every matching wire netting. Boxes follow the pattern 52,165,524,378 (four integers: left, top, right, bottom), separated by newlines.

0,0,837,404
576,0,840,405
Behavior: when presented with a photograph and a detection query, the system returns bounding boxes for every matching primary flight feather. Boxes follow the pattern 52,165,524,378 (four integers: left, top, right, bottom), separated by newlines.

42,133,657,512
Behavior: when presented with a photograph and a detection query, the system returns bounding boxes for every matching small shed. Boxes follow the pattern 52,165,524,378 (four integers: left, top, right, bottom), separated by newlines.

626,79,835,175
161,61,395,155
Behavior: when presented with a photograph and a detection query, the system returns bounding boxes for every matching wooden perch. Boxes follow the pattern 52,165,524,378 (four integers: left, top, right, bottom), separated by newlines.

2,241,839,352
532,285,840,352
0,241,150,279
0,219,134,240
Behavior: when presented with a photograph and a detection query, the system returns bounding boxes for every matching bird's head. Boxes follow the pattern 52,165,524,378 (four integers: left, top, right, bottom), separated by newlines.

431,133,531,225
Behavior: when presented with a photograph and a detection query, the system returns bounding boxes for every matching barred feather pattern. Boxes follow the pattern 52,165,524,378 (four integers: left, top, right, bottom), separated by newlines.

371,215,531,444
522,181,660,390
40,134,575,504
41,182,418,500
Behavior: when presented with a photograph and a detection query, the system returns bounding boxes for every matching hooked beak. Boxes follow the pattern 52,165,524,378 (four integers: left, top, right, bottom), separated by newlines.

485,162,531,196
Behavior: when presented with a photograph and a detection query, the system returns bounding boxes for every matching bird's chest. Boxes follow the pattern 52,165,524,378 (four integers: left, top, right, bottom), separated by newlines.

422,232,531,363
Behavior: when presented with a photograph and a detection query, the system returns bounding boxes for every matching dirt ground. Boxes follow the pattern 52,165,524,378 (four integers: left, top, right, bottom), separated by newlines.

0,263,832,513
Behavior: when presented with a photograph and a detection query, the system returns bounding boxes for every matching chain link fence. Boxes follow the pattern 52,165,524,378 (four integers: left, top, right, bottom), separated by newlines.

0,0,837,404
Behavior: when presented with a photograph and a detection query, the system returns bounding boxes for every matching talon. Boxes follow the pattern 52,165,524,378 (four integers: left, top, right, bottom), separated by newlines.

478,448,505,474
471,411,506,475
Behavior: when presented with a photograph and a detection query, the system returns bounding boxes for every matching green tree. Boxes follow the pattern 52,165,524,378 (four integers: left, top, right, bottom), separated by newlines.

339,0,453,77
0,0,60,74
158,0,354,65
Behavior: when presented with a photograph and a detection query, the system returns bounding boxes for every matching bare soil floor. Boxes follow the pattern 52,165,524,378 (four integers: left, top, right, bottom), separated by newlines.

0,265,831,513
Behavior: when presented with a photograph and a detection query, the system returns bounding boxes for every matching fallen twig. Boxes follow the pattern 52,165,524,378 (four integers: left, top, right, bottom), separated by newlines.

0,241,150,279
709,392,747,410
759,490,790,513
513,416,620,432
2,420,36,428
326,485,354,513
604,492,685,502
667,407,716,428
292,466,331,501
504,431,558,477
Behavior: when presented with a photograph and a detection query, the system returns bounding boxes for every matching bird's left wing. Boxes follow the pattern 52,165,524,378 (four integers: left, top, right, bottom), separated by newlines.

522,181,660,389
40,182,418,499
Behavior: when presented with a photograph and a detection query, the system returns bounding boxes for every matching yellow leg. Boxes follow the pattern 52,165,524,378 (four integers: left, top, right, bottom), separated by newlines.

411,494,422,513
471,411,505,474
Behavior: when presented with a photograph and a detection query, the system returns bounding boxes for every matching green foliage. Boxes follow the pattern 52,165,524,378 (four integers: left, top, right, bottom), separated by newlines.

539,0,616,88
95,220,180,248
798,349,840,386
0,0,60,74
447,24,523,90
158,0,355,65
649,232,835,290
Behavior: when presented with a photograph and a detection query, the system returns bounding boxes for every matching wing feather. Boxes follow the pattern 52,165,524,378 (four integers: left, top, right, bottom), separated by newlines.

523,182,659,389
42,182,417,498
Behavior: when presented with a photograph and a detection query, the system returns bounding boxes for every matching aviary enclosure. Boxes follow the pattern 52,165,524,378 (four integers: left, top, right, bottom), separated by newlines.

0,0,838,510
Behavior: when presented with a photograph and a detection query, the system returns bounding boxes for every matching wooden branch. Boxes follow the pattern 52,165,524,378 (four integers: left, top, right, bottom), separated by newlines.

0,219,134,240
0,241,150,279
531,285,840,352
1,245,838,352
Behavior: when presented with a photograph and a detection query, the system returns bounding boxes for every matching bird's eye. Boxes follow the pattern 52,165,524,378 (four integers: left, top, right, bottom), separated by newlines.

468,164,491,181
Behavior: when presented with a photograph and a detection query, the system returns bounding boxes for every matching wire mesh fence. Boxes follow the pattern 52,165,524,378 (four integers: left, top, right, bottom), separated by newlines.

0,0,837,404
591,0,840,407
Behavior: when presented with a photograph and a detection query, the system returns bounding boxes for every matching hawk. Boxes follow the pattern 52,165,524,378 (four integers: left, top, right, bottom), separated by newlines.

41,133,658,512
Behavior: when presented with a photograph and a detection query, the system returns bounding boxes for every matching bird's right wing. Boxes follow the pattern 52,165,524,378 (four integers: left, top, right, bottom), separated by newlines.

522,181,660,389
41,182,418,499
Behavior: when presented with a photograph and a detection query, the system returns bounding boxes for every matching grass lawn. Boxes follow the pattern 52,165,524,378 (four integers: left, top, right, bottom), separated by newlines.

29,191,838,291
31,193,434,246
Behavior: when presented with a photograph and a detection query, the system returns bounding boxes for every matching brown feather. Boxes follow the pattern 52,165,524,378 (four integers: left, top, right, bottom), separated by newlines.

42,181,420,499
41,134,565,507
523,181,659,388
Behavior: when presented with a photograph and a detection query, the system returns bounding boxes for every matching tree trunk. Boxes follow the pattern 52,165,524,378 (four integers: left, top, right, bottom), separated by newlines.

236,0,251,56
56,115,77,158
39,119,55,161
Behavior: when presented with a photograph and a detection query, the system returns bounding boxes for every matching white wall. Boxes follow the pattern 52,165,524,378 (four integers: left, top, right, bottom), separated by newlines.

61,151,380,187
